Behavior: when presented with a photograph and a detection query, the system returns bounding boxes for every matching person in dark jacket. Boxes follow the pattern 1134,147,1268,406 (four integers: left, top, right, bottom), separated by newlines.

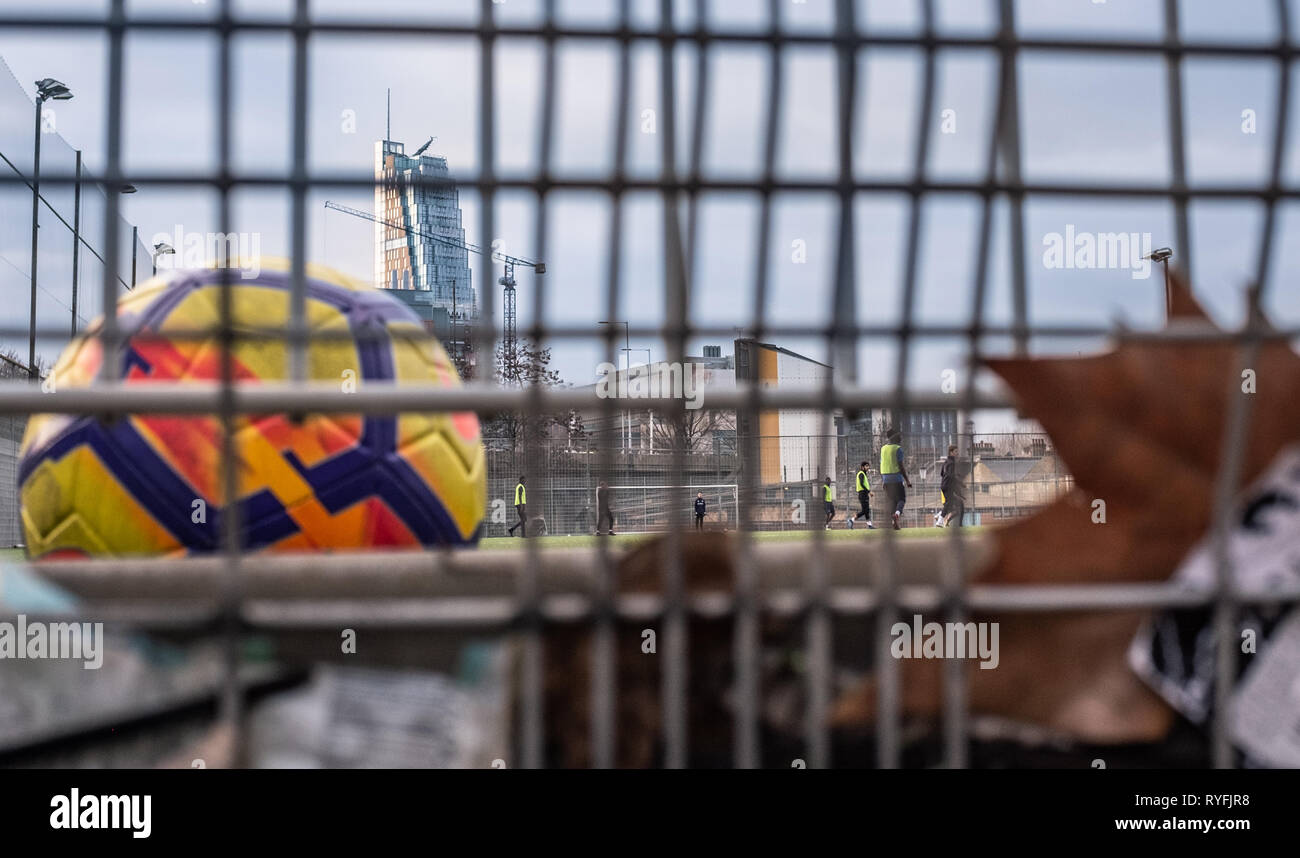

851,460,875,529
939,445,966,527
694,492,706,530
596,481,615,535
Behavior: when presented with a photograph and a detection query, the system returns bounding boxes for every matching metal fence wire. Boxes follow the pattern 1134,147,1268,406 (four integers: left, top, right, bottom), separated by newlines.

483,431,1071,535
0,0,1295,769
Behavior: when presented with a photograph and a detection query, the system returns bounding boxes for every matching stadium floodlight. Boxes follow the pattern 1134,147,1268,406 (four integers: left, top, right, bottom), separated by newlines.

152,241,175,275
35,78,73,101
29,78,74,381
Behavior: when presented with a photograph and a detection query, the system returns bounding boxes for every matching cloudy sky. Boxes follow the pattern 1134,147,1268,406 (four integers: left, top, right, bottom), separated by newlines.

1,0,1298,417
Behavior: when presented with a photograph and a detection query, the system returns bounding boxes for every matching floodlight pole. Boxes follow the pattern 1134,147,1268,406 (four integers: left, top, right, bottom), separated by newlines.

70,150,81,337
1145,247,1174,322
28,92,44,380
30,78,73,379
599,320,632,451
1170,258,1180,322
1161,256,1172,320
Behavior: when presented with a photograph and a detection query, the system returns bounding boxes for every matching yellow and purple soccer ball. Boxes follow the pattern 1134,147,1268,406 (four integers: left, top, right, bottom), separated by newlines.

18,261,485,558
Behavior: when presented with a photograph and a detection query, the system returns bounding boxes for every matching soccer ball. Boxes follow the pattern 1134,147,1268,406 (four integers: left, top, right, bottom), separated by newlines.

18,261,485,558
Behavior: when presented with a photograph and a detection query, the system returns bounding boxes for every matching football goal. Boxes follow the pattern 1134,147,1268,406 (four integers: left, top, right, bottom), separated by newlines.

588,484,740,534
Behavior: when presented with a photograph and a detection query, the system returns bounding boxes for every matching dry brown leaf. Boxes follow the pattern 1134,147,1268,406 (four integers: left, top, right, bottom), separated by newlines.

984,272,1300,585
833,272,1300,745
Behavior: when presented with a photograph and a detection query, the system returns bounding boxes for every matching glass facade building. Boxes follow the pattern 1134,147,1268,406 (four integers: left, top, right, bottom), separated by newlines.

373,139,475,343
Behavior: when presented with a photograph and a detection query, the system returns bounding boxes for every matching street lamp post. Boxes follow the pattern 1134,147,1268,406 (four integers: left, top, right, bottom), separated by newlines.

598,319,631,370
599,320,632,451
634,346,653,449
29,78,73,380
121,184,138,290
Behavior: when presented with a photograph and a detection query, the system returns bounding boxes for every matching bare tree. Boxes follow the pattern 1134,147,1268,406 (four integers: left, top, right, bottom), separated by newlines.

0,349,47,381
482,338,576,451
651,407,733,455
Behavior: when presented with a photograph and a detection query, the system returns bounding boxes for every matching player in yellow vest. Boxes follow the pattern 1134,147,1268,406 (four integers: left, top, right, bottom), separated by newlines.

851,460,875,529
879,430,913,530
508,477,528,537
822,476,836,529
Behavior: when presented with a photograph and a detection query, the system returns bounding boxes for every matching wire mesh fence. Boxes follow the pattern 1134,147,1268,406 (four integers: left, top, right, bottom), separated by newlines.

0,0,1293,770
0,52,152,547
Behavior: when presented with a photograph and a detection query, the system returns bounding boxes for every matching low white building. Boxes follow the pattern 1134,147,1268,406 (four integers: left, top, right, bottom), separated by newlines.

733,340,835,485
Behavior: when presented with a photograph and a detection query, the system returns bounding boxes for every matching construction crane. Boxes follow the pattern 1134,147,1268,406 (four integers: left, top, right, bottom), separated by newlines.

323,200,545,382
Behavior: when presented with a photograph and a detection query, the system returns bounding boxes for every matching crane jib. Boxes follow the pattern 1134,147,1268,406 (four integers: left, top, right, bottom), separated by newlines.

323,200,543,272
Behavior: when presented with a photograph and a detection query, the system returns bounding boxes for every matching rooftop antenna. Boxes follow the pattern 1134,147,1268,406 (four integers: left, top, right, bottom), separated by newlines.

386,88,391,141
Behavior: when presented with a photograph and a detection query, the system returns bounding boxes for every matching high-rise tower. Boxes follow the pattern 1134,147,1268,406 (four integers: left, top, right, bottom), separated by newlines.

373,138,475,360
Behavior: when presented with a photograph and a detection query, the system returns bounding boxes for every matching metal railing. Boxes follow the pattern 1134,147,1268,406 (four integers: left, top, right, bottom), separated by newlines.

0,0,1293,769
